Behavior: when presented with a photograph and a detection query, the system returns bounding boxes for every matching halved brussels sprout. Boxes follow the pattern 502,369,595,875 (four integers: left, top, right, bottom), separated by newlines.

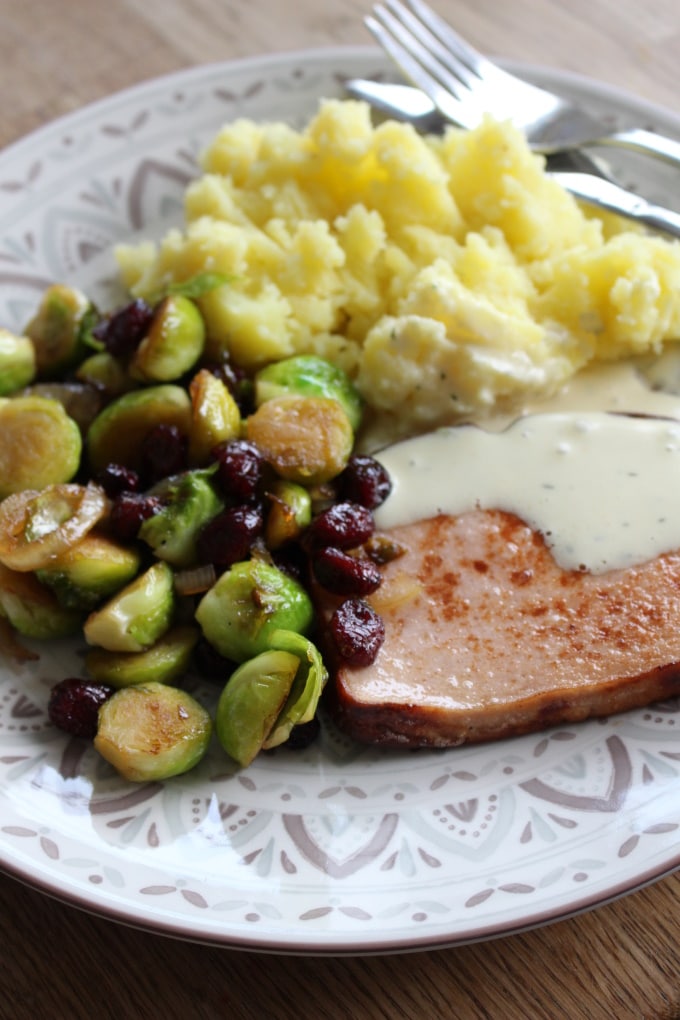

262,629,327,749
0,483,109,572
255,354,362,431
0,563,82,640
36,532,141,611
75,351,133,400
215,648,300,767
84,560,175,653
264,479,312,549
0,328,36,395
246,395,354,486
85,625,199,687
128,294,205,383
188,368,241,465
24,284,95,378
86,384,191,473
0,396,82,498
20,381,103,434
94,681,212,781
138,468,223,568
195,559,314,663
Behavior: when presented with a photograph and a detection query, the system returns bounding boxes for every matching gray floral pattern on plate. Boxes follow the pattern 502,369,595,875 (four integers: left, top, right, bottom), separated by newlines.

1,48,680,954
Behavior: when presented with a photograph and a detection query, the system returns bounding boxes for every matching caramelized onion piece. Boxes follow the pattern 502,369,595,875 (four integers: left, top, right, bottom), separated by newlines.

0,483,109,572
174,563,217,596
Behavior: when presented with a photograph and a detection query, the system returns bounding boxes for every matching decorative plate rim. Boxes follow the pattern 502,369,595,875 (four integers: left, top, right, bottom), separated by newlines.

2,45,680,956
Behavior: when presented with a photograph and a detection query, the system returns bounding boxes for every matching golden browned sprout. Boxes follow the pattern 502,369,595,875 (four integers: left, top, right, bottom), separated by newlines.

246,394,353,486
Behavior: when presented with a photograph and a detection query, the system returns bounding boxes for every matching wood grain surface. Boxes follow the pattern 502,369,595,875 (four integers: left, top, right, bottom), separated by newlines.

2,1,680,1018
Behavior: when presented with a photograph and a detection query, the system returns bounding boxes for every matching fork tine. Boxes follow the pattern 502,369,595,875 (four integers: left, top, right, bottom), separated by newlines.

403,0,498,84
368,5,479,125
383,0,506,99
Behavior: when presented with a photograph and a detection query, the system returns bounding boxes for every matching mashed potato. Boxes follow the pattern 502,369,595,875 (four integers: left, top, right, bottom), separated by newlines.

116,99,680,429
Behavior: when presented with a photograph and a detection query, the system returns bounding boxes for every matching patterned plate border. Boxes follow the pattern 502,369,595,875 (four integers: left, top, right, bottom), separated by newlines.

1,47,680,954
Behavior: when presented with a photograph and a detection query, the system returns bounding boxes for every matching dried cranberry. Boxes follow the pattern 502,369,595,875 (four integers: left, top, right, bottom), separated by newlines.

212,439,264,503
204,358,241,393
109,492,163,541
271,543,307,583
140,424,188,485
48,677,114,739
284,717,321,750
196,504,264,567
338,454,392,509
305,501,375,550
96,462,141,499
92,298,154,358
312,547,382,596
329,598,385,667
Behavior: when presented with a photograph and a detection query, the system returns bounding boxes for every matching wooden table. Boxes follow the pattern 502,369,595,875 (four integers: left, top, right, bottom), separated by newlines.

2,1,680,1017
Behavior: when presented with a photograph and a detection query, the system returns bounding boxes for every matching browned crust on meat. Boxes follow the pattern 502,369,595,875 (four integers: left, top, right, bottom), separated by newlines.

318,510,680,748
328,658,680,748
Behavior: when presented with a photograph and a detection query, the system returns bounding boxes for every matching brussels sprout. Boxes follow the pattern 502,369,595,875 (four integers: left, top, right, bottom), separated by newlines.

86,384,191,474
195,559,314,663
0,563,82,640
188,368,241,466
0,328,36,395
94,681,212,781
0,483,108,572
264,479,312,549
37,533,141,611
0,396,82,498
255,354,363,431
20,382,103,433
138,468,223,568
75,351,133,399
246,395,354,486
84,560,175,653
24,284,95,377
128,294,205,383
215,648,300,767
85,625,199,687
262,629,328,749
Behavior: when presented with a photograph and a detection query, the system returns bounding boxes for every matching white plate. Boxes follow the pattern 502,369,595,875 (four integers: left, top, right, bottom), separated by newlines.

2,47,680,956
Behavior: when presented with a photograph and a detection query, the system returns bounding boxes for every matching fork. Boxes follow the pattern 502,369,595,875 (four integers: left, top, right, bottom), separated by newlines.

366,0,680,169
342,77,680,239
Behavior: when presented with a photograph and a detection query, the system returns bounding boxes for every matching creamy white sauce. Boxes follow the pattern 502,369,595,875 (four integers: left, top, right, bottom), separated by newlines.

374,355,680,574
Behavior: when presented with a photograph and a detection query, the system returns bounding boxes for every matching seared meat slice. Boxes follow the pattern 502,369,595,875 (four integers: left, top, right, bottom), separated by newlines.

325,510,680,747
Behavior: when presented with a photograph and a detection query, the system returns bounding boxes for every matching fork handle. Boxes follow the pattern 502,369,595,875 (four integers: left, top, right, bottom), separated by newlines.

581,128,680,170
554,172,680,241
